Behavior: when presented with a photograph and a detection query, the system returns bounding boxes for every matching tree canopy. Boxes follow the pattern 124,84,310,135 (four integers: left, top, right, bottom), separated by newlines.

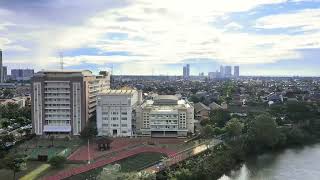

209,109,231,128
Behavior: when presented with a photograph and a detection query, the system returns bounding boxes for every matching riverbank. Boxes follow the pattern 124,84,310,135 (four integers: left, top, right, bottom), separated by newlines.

220,143,320,180
163,102,320,180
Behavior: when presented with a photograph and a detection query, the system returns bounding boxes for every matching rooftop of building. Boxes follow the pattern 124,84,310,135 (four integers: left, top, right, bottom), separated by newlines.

153,95,179,105
35,70,93,77
99,89,137,96
143,98,192,110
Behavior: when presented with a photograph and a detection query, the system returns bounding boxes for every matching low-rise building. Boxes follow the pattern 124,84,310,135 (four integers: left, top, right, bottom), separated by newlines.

0,96,28,108
136,95,194,137
96,89,140,137
194,102,210,121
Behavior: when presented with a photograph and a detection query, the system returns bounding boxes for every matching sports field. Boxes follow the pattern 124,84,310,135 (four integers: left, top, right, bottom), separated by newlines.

66,152,167,180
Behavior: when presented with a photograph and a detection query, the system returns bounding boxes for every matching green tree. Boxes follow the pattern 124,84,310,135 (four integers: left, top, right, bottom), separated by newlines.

1,133,15,144
168,168,194,180
225,118,243,138
48,155,66,168
98,164,155,180
49,136,55,147
3,89,14,98
247,113,279,150
209,109,231,128
3,154,27,180
80,122,98,140
16,117,27,126
202,125,214,138
1,118,10,128
189,95,200,103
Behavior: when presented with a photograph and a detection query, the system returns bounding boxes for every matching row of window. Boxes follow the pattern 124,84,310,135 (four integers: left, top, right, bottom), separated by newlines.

45,120,70,125
45,109,70,113
102,117,128,121
45,114,70,118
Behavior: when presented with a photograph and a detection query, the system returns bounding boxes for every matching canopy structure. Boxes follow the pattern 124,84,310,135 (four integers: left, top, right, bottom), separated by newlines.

96,137,113,151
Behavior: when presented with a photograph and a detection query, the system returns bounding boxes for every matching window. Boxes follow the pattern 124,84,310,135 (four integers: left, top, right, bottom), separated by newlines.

121,124,127,127
121,117,127,120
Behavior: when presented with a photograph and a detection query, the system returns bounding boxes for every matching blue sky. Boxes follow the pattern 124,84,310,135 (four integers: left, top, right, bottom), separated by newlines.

1,0,320,76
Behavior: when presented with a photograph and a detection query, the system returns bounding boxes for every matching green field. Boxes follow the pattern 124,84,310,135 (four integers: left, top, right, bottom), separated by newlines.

117,152,166,172
67,152,167,180
9,137,81,160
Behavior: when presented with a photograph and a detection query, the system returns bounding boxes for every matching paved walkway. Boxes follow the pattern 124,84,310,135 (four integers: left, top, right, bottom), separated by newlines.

143,139,222,173
43,146,176,180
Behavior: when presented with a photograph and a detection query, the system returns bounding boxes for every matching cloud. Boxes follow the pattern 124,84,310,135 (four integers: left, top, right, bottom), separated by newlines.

224,22,243,30
255,8,320,31
1,0,320,75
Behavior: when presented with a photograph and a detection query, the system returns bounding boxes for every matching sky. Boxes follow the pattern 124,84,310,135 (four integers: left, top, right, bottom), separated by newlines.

1,0,320,76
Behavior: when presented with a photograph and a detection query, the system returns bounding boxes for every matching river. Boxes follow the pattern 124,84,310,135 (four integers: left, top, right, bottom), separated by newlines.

219,144,320,180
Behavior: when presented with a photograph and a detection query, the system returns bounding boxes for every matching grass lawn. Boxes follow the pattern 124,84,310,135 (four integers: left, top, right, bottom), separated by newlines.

0,161,44,180
20,163,51,180
66,152,167,180
117,152,166,172
8,137,82,160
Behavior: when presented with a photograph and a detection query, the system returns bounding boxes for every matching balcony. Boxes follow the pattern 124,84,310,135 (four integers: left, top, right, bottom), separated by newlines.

43,125,71,132
45,96,70,99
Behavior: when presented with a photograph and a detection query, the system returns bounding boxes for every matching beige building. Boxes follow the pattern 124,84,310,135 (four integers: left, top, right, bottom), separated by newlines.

31,70,110,136
136,95,194,137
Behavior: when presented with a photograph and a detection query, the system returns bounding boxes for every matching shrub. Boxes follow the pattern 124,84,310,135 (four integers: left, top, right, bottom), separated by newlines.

48,155,66,168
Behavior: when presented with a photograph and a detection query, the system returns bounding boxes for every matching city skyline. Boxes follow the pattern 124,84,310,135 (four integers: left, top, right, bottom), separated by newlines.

1,1,320,76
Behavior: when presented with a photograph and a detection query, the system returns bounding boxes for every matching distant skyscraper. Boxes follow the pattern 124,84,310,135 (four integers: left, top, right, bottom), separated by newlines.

183,66,187,78
183,64,190,79
220,65,225,78
0,50,3,83
224,66,232,77
234,66,240,77
11,69,35,81
2,66,7,82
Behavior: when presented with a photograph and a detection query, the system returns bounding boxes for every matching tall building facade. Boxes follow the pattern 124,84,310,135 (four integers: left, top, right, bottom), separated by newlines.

11,69,34,81
96,89,140,137
234,66,240,77
136,95,194,137
31,70,110,136
183,64,190,79
220,65,225,78
0,50,3,83
224,66,232,77
1,66,7,82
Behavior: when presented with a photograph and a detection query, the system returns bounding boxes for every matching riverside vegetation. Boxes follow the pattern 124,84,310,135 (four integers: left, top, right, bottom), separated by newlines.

161,101,320,180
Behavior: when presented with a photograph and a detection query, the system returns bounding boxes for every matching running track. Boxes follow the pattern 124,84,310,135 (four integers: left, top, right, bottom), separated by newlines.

43,146,176,180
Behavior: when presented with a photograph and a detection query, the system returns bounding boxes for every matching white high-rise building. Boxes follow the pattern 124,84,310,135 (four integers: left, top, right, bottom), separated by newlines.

136,95,194,137
96,89,140,137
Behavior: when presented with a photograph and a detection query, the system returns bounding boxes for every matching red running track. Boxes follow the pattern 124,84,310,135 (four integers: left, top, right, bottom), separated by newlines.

68,138,184,161
43,146,176,180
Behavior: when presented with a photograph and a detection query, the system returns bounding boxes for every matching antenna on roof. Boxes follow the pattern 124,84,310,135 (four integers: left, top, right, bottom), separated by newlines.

59,52,64,71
